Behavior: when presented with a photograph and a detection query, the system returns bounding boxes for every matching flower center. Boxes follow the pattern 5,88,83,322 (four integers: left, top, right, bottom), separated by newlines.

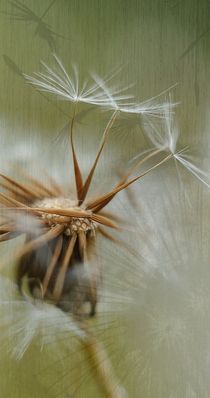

33,197,96,236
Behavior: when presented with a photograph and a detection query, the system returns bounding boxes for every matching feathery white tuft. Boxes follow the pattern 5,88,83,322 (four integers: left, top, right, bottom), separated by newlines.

143,99,179,152
24,54,134,109
0,277,84,360
143,100,210,187
93,75,178,117
24,54,178,118
174,148,210,188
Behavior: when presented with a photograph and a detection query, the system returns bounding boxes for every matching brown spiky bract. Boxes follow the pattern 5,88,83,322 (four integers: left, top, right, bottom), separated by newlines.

0,111,172,317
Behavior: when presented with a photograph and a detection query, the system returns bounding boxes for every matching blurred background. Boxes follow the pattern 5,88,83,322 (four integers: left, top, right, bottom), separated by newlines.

0,0,210,397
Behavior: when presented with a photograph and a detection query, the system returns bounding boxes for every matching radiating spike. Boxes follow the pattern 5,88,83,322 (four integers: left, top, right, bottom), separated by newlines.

4,164,52,199
0,192,27,208
99,210,125,224
45,173,65,196
42,235,63,296
83,332,124,398
0,193,13,207
0,223,15,233
117,148,162,186
0,205,43,218
78,230,87,261
1,206,90,219
0,181,31,202
80,110,118,202
31,207,91,218
98,226,136,253
27,179,55,197
91,213,118,229
98,227,118,243
53,234,77,300
87,153,173,212
0,173,41,200
70,108,83,200
0,232,14,242
17,224,64,261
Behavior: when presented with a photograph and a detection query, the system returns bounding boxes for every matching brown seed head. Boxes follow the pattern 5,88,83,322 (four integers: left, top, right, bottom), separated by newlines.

33,197,97,237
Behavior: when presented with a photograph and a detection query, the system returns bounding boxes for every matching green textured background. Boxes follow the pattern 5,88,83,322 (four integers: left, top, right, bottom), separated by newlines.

0,1,210,397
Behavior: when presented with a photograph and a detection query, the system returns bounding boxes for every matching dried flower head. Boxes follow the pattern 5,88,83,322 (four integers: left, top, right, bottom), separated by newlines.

0,118,175,319
1,58,209,323
1,57,210,398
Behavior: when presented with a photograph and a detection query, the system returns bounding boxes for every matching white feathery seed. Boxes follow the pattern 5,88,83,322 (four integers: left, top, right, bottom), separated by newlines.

24,54,134,109
142,100,210,187
24,54,178,118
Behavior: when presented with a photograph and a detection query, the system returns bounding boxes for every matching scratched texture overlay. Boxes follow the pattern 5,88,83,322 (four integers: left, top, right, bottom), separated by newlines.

0,1,210,397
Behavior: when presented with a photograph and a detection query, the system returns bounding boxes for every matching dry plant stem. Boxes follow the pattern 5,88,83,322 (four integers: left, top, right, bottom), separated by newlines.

70,103,83,200
98,226,128,246
78,230,87,260
0,180,32,202
15,167,57,197
32,207,91,218
0,192,28,208
88,152,174,212
17,225,64,259
117,148,162,186
80,110,119,202
42,235,63,295
82,330,125,398
53,233,77,300
0,232,13,242
43,172,65,196
0,223,15,232
0,173,41,200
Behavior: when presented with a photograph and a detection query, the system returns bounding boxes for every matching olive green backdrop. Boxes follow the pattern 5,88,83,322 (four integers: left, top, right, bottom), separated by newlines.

0,1,210,397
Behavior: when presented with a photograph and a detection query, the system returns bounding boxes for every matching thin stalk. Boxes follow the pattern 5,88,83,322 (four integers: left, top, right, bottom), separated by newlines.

117,148,162,186
81,327,126,398
70,102,83,200
80,110,119,202
53,234,77,300
42,235,63,295
88,152,174,212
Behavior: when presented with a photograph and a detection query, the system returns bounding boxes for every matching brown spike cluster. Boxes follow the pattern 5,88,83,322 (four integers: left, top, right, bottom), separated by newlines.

0,112,172,317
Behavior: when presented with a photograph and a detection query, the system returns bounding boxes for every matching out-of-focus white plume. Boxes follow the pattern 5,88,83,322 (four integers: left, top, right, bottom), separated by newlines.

95,177,210,398
0,277,84,360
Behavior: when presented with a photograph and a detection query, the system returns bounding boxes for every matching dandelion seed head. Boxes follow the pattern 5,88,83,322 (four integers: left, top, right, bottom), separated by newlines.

148,312,186,350
103,175,210,398
1,52,210,397
188,286,210,316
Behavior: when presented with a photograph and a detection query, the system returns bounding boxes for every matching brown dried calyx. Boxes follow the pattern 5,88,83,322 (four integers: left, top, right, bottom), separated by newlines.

17,196,100,318
0,108,173,318
33,197,97,237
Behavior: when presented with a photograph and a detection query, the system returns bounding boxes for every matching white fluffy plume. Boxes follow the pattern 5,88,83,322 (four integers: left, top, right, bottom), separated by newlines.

143,101,210,187
24,54,133,109
24,54,177,118
0,277,84,360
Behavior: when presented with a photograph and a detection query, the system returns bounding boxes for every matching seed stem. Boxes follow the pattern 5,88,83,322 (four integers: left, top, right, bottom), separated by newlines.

81,327,126,398
70,102,83,200
80,109,119,202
